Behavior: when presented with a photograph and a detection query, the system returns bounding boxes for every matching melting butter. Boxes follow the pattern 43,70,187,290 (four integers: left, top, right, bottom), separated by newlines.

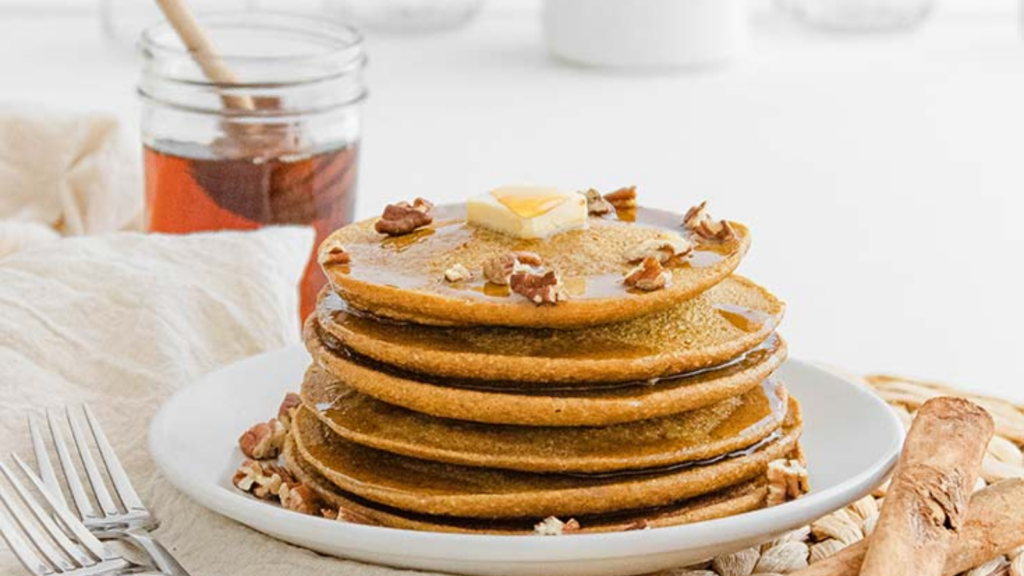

467,185,587,239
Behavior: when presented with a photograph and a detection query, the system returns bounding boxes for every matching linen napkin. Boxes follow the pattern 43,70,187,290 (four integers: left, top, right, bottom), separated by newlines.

0,227,427,576
0,107,142,258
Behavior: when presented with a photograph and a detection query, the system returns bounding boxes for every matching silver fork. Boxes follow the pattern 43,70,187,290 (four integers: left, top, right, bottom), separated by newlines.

0,455,151,575
28,407,190,576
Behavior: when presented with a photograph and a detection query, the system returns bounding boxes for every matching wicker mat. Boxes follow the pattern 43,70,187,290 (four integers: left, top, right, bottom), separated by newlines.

669,374,1024,576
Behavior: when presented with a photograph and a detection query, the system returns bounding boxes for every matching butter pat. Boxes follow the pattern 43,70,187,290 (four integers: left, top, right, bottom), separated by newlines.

467,185,587,239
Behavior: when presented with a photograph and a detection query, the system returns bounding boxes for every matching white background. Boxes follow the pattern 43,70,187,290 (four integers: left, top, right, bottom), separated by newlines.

1,1,1023,400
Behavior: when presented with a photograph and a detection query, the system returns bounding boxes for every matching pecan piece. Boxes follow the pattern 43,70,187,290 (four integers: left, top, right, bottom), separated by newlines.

443,263,473,283
336,507,381,526
581,189,614,216
238,419,287,460
604,186,637,209
625,237,693,264
277,393,302,429
534,516,581,536
512,251,543,266
279,483,323,515
482,251,543,285
374,198,434,236
624,519,651,531
232,460,294,500
766,459,810,507
320,244,351,266
511,270,566,305
624,257,670,291
232,460,264,494
683,201,736,242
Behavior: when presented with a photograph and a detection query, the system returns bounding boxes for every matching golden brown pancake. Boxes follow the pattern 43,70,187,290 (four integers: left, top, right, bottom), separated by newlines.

283,434,771,534
307,326,787,426
313,275,784,384
319,204,750,329
291,399,802,518
301,365,789,473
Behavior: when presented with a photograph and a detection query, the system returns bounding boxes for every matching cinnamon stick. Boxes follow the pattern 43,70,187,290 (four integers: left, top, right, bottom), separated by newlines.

859,397,994,576
790,478,1024,576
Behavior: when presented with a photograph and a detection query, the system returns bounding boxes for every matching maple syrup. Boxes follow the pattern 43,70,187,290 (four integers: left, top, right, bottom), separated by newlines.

145,141,358,319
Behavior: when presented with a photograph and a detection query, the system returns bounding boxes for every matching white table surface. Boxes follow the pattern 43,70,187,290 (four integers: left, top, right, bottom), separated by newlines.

2,5,1023,400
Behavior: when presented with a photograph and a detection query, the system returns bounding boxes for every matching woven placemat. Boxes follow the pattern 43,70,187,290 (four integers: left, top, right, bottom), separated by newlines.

667,374,1024,576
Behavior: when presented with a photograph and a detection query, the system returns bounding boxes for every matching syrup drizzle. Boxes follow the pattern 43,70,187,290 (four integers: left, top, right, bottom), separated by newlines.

315,318,782,396
309,377,788,480
337,204,742,302
560,429,784,479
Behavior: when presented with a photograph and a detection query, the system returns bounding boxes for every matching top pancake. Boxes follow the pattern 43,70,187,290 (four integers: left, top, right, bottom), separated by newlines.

319,204,750,328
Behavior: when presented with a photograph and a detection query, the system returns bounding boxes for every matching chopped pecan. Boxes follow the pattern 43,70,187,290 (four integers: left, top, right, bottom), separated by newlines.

625,237,693,264
624,519,651,531
766,459,810,507
238,419,287,460
483,254,517,285
511,270,566,305
232,460,294,500
683,201,736,242
321,244,351,266
279,483,323,515
482,251,543,285
264,463,296,485
256,463,294,500
604,186,637,209
624,257,670,291
443,263,473,283
374,198,434,236
336,507,381,526
513,251,543,266
277,393,302,429
232,460,264,494
581,189,614,216
534,516,581,536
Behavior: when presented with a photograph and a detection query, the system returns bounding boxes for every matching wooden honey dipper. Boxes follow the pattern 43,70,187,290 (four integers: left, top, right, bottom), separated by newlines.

153,0,256,112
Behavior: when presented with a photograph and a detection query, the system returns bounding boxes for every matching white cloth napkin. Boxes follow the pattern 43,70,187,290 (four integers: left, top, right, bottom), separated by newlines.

0,107,142,259
0,227,428,576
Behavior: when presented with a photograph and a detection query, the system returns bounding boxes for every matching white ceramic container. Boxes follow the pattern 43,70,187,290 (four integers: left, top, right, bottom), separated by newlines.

543,0,749,69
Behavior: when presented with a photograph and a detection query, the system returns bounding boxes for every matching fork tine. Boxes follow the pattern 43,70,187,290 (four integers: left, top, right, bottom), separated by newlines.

82,405,144,513
65,408,119,519
11,455,110,562
46,409,96,521
0,466,75,572
28,415,66,509
0,504,49,576
0,461,96,568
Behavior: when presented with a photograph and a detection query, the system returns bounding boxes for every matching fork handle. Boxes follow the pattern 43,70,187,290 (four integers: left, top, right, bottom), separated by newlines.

121,530,192,576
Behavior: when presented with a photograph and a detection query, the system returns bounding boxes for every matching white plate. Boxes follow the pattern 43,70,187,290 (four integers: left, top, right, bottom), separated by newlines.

150,347,902,576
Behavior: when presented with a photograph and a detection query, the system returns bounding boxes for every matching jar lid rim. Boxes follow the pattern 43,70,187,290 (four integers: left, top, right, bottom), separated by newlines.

139,12,365,70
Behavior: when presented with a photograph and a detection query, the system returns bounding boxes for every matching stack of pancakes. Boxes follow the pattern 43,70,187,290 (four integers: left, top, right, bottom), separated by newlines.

284,203,802,534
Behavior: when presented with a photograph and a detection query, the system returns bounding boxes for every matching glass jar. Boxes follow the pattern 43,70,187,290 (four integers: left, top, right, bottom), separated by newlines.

325,0,484,33
776,0,935,31
138,13,367,319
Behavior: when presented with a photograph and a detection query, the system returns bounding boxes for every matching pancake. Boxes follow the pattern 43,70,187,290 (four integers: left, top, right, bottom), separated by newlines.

319,204,750,329
307,322,788,426
283,434,771,534
301,366,789,473
313,275,784,384
291,399,803,518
